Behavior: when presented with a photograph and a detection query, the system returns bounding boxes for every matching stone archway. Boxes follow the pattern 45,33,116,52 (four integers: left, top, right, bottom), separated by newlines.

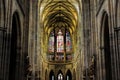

100,12,112,80
9,12,21,80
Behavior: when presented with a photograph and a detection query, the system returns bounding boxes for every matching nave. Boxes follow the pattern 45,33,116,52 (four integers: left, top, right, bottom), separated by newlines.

0,0,120,80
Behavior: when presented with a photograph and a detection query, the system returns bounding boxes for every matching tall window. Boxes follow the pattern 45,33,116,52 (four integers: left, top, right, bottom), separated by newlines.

48,31,54,52
58,73,63,80
66,31,72,52
48,28,72,61
57,30,64,52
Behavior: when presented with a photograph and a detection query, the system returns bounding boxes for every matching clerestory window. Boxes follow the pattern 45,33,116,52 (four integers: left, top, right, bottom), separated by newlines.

48,28,72,61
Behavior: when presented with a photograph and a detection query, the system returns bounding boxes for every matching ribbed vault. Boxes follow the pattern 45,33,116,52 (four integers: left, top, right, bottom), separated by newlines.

40,0,79,34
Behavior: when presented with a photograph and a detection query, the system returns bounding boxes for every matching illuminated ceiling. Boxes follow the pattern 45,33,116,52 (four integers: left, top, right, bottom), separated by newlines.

39,0,81,34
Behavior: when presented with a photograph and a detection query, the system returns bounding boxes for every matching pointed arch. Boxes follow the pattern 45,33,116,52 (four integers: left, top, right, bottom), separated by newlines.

9,11,21,80
100,11,112,80
66,70,72,80
57,70,64,80
49,70,55,80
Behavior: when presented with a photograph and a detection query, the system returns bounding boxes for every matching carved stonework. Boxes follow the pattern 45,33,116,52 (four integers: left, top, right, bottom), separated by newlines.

83,55,96,80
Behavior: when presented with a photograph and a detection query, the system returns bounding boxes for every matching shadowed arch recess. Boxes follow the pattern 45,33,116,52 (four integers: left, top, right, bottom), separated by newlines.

9,11,21,80
100,12,112,80
66,70,72,80
49,70,55,80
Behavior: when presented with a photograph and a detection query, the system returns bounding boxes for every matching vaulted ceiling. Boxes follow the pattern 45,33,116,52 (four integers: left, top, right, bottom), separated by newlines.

38,0,82,34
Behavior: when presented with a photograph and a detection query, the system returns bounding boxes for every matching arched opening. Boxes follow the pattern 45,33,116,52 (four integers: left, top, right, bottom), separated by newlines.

57,70,64,80
9,12,21,80
49,70,55,80
101,12,112,80
66,70,72,80
103,13,112,80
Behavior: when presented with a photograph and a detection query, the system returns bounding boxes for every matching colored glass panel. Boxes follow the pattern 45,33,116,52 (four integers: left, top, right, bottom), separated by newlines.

48,32,54,52
66,32,72,52
57,30,64,52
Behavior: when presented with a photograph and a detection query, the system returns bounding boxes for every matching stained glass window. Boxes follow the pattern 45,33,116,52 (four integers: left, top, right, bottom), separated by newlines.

48,31,54,52
58,73,63,80
66,32,72,52
48,28,73,61
57,30,64,52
